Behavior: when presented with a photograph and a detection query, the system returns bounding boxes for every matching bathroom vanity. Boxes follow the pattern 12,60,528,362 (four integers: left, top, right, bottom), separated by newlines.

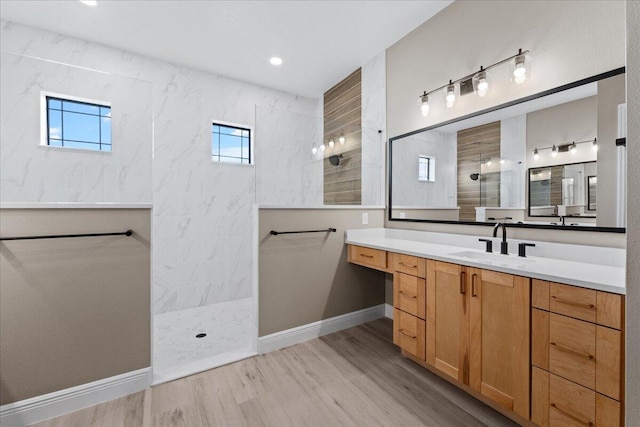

346,228,625,427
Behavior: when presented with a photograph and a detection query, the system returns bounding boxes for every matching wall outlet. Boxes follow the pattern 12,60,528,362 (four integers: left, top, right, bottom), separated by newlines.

362,212,368,225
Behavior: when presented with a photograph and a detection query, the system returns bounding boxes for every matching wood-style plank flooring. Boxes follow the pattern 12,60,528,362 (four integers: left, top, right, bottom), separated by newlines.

31,319,517,427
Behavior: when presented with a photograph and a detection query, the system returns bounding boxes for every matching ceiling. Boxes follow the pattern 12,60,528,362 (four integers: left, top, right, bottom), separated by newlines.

0,0,452,98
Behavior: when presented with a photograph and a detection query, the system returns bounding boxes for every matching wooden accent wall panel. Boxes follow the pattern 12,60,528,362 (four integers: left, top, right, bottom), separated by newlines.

456,122,501,221
324,68,362,205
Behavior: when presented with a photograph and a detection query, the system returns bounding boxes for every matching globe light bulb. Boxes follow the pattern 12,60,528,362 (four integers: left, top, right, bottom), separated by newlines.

311,146,317,155
420,93,430,117
339,136,346,145
328,140,335,149
320,143,326,152
445,83,456,108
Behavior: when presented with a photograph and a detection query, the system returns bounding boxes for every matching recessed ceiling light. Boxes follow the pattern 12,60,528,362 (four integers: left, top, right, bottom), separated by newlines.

270,57,283,66
80,0,98,6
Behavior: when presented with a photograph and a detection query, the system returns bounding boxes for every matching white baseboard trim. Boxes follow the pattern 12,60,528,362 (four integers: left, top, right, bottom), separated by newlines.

0,367,151,427
258,304,386,354
385,303,394,319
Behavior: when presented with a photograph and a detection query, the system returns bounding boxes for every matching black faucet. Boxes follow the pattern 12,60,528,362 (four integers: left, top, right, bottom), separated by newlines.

493,223,509,255
559,215,566,226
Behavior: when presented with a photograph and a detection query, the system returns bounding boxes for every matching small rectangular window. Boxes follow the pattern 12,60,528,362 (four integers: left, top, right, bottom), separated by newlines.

418,155,435,182
46,96,112,152
211,122,252,164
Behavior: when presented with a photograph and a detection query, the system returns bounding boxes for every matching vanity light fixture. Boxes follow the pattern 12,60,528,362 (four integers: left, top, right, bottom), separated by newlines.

445,81,456,108
328,139,335,149
338,136,346,145
320,143,326,152
420,92,430,117
418,48,530,117
511,48,532,84
533,148,540,161
311,146,318,155
473,67,490,97
551,145,558,158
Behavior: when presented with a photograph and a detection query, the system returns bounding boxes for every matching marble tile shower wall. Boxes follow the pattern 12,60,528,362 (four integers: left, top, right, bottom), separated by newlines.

361,51,386,206
1,21,323,316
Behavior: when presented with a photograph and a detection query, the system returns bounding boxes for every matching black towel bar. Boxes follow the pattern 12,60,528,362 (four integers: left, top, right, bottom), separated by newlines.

0,230,133,241
270,228,337,236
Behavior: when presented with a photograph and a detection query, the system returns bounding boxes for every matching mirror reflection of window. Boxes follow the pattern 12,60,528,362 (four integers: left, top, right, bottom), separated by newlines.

418,155,435,182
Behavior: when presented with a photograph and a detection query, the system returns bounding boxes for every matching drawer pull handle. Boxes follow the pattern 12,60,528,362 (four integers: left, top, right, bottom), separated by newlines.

551,403,594,427
471,273,478,297
460,271,466,294
398,291,417,299
551,296,595,309
360,254,374,258
399,329,417,339
550,342,594,360
399,262,417,268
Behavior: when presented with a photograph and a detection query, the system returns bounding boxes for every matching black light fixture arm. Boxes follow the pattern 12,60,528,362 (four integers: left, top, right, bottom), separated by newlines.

418,48,530,99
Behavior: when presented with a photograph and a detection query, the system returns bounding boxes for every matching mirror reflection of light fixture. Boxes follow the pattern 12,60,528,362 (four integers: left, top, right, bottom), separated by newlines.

328,139,335,149
499,158,506,166
320,143,326,152
329,154,343,166
311,146,318,155
531,138,596,160
418,48,530,116
570,141,578,155
420,92,430,117
339,136,346,145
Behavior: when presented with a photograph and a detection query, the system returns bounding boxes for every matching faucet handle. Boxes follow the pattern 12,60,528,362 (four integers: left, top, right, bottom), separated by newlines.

518,243,536,257
479,238,493,253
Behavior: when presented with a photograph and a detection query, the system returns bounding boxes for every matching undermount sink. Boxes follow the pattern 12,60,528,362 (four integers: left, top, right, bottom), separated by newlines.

448,250,535,268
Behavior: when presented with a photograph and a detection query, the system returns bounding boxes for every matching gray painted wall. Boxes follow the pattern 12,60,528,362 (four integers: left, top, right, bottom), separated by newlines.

0,208,151,404
258,208,385,336
625,2,639,426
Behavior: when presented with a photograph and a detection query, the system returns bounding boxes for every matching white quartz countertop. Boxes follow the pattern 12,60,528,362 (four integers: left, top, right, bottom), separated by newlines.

346,228,625,295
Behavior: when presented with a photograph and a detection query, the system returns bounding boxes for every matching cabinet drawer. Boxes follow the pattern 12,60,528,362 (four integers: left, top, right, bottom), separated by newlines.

393,272,425,319
550,283,596,323
349,245,387,270
393,309,425,361
393,253,425,278
549,374,595,427
549,313,596,390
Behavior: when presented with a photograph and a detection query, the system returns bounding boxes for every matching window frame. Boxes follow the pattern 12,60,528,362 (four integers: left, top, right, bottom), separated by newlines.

418,155,435,182
211,120,254,166
40,91,112,153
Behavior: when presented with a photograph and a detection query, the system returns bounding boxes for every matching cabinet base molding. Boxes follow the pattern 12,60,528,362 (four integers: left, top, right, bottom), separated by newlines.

401,350,536,427
0,367,151,427
258,304,386,354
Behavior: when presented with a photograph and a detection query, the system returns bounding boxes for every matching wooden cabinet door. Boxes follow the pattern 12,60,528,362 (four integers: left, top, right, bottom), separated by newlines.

426,260,469,384
469,268,530,419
